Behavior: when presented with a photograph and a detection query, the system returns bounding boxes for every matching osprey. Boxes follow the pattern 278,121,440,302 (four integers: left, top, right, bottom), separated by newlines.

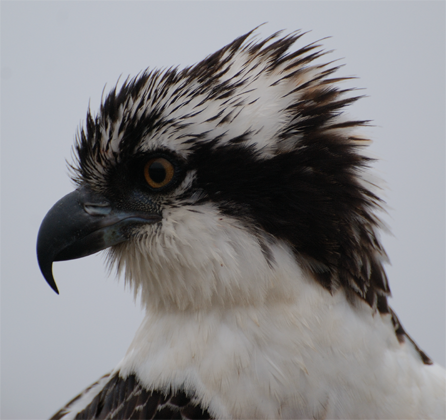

37,29,445,419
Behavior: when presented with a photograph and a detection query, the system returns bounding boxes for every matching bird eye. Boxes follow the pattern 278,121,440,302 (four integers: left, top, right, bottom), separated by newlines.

144,157,175,189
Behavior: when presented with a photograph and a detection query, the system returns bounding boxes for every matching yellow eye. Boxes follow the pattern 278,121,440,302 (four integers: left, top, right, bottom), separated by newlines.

144,157,175,189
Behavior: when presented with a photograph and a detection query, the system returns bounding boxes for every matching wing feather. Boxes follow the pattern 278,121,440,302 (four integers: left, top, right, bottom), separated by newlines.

50,372,212,420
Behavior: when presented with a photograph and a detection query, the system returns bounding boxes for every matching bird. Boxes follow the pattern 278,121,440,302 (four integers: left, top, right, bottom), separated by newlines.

37,28,445,419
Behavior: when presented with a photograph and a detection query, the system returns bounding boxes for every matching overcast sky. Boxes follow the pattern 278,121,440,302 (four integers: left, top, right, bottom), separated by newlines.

1,2,445,419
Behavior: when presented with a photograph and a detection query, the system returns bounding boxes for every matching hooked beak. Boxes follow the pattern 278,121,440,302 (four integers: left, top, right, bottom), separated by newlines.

36,186,161,294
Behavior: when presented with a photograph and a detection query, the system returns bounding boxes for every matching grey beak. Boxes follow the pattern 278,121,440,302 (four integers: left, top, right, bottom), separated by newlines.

36,186,161,294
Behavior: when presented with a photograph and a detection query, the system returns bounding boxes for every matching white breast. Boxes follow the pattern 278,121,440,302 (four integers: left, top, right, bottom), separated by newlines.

114,237,446,419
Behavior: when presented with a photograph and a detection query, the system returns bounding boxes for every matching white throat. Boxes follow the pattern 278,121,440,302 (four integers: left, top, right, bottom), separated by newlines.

110,202,309,311
110,203,444,419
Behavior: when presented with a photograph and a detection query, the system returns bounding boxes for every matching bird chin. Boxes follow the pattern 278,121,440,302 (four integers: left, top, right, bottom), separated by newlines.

104,203,307,313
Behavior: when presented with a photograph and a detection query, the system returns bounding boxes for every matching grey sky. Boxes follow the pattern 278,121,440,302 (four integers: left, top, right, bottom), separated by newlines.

1,2,444,419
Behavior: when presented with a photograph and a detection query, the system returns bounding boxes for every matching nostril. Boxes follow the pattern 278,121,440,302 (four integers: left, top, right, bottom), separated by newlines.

84,203,112,216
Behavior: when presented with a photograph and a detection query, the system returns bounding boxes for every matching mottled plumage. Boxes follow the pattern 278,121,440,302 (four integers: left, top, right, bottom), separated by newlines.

37,29,445,419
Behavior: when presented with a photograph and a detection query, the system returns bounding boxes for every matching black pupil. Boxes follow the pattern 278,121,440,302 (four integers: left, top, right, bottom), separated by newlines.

149,161,166,184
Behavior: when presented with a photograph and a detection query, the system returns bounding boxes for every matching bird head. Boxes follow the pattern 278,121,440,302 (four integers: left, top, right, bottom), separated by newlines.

37,30,390,312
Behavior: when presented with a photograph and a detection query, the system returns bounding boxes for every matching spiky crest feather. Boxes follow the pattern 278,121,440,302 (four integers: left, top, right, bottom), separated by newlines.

72,30,429,363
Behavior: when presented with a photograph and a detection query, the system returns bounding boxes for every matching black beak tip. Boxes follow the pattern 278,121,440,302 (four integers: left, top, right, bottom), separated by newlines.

37,253,60,294
46,276,60,295
42,268,60,294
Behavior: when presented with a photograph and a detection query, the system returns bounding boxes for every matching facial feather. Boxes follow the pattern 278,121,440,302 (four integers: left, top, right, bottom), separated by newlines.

36,28,444,420
72,29,388,314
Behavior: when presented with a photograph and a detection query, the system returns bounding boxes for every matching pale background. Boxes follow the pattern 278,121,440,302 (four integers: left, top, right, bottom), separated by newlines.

1,2,444,419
